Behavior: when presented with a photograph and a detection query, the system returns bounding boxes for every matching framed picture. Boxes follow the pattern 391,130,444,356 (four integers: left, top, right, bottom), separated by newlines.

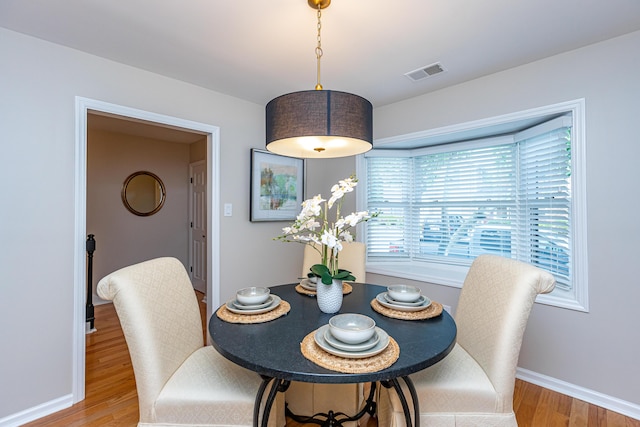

250,149,305,222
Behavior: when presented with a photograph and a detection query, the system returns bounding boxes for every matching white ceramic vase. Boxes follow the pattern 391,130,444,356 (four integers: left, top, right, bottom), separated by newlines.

316,279,343,314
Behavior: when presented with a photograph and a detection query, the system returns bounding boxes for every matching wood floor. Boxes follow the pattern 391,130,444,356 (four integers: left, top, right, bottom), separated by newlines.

23,293,638,427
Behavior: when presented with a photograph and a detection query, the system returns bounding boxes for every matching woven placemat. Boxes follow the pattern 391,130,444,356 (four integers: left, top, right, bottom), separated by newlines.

295,282,353,296
300,330,399,373
216,300,291,324
370,299,443,320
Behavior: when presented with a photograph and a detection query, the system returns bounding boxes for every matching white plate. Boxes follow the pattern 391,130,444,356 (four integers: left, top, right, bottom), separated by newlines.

324,329,380,352
383,292,429,307
314,325,389,359
376,293,432,312
299,279,317,291
225,295,281,315
232,295,274,310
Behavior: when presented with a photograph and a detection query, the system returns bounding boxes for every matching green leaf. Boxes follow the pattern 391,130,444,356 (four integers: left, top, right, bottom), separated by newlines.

310,264,329,277
321,271,333,285
333,269,352,280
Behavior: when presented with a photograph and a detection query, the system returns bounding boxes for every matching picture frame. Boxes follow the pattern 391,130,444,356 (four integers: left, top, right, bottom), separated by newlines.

250,149,305,222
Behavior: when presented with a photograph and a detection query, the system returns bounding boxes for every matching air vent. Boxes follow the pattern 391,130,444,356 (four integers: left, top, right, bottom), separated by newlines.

405,62,446,82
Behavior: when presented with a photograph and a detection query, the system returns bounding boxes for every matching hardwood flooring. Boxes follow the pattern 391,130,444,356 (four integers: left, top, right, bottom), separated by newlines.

23,293,638,427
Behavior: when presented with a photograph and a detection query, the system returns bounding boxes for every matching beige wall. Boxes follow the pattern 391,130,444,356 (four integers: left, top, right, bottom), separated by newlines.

0,27,302,420
190,137,207,163
87,129,191,302
332,31,640,408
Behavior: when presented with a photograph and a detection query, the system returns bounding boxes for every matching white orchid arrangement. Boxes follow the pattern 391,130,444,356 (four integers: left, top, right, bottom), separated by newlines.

275,175,378,285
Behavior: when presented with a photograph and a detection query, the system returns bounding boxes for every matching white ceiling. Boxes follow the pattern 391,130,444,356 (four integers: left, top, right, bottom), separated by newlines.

2,0,640,110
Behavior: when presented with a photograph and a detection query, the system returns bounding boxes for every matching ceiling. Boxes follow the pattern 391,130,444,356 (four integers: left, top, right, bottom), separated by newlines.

2,0,640,110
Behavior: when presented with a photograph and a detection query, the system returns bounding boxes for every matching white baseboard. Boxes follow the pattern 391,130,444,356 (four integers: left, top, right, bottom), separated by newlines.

517,368,640,421
0,394,73,427
3,370,638,425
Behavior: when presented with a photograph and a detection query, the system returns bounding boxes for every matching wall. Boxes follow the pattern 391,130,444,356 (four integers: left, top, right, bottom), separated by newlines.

87,129,191,302
0,27,302,421
190,137,207,163
2,21,639,424
333,31,640,411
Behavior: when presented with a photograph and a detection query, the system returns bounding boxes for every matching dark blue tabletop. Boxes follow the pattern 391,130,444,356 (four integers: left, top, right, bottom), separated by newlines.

209,283,456,384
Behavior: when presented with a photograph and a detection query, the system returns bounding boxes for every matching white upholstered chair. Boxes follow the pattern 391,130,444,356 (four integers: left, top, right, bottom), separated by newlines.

376,254,556,427
286,242,367,426
97,257,284,427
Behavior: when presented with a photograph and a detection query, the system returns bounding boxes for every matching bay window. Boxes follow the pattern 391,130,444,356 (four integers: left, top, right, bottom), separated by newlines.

358,101,587,311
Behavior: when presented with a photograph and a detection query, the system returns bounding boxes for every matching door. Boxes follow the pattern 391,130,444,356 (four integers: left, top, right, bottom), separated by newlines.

189,161,207,293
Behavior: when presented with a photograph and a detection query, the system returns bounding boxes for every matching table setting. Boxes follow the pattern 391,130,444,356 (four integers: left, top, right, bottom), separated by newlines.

300,313,400,374
371,284,444,320
216,286,291,324
295,276,353,296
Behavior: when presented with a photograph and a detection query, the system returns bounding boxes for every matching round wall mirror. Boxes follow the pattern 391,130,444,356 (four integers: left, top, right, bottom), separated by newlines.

121,171,166,216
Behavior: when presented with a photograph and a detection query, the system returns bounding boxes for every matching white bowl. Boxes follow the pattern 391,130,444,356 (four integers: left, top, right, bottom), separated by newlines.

387,284,421,302
329,313,376,344
236,287,270,305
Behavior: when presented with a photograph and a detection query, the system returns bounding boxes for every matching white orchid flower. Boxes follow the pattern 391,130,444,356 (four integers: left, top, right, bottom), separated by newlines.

340,230,353,242
320,230,340,249
328,177,358,208
300,195,324,217
282,226,297,235
327,189,344,209
303,218,320,231
274,176,376,280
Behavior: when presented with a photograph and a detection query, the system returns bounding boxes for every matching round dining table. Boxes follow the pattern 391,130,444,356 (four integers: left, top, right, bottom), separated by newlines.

209,282,457,427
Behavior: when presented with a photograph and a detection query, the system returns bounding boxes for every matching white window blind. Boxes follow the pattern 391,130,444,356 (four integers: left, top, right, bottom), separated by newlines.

365,116,572,290
366,156,412,258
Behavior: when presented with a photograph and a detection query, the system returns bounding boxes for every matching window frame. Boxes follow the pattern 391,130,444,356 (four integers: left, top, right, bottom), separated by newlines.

356,99,588,312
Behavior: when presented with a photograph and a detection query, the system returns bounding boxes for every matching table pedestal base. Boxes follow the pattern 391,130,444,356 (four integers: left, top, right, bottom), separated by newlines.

254,377,419,427
255,376,290,427
285,382,377,427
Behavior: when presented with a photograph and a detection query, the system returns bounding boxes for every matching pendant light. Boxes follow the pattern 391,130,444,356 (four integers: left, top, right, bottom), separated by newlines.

266,0,373,159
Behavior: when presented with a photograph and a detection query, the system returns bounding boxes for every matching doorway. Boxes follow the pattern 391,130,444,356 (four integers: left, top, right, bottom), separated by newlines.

73,97,221,403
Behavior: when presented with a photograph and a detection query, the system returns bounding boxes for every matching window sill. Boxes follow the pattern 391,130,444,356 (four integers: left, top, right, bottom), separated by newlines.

367,261,587,312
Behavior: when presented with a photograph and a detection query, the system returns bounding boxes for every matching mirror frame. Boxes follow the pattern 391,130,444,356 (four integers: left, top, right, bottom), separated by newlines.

121,171,166,216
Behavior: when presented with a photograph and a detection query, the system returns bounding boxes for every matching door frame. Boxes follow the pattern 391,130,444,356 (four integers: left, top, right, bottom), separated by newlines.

73,96,221,402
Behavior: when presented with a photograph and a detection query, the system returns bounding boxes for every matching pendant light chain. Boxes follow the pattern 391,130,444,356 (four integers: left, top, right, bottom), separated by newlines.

315,5,323,90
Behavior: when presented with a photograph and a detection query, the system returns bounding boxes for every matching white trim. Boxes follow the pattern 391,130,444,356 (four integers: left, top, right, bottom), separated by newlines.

207,130,221,323
516,368,640,421
73,97,221,403
374,99,584,149
0,394,72,427
73,98,88,404
570,98,589,312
